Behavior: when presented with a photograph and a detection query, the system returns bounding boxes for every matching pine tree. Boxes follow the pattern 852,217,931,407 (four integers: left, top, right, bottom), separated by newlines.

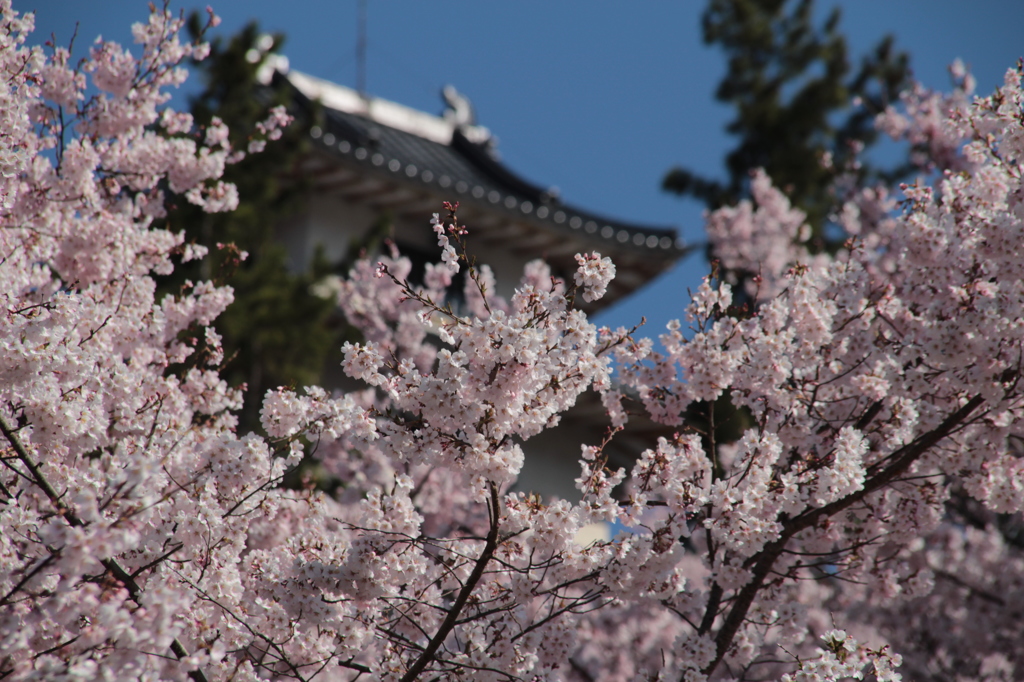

162,18,338,432
664,0,911,243
664,0,911,452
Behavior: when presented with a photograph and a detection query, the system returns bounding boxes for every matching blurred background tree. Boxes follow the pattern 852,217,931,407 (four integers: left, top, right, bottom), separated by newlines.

160,18,339,433
663,0,912,450
663,0,911,247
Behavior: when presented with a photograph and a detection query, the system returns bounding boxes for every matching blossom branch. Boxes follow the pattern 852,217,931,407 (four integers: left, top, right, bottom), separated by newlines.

0,413,209,682
399,481,501,682
703,393,986,676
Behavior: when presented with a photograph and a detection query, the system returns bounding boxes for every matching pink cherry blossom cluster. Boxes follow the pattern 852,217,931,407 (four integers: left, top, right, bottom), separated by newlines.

430,201,464,276
604,60,1024,681
574,251,616,303
704,169,820,300
3,2,1024,680
876,58,979,173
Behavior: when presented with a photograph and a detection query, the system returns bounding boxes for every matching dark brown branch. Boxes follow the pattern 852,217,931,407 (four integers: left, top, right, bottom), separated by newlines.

934,568,1006,606
854,399,885,431
702,393,985,676
569,657,597,682
399,482,501,682
36,635,81,658
0,472,12,500
510,589,607,643
0,554,56,607
698,581,723,636
130,542,183,580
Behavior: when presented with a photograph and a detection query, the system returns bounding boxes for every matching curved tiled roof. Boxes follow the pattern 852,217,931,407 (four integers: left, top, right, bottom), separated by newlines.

281,69,686,261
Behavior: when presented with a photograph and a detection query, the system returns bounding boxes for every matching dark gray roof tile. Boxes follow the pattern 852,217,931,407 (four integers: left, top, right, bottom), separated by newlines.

286,73,686,260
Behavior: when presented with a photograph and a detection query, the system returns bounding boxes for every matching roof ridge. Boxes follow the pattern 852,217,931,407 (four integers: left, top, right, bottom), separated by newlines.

284,68,493,147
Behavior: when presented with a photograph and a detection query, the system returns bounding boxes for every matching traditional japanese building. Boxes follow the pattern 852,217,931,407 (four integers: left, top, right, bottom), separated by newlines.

266,62,686,502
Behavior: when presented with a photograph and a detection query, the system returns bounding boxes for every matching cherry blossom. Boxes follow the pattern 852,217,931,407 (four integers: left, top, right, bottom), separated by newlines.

3,3,1024,680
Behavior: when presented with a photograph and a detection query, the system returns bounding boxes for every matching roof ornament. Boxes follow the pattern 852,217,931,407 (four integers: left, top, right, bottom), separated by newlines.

255,52,289,86
541,187,561,206
442,85,495,150
442,85,476,127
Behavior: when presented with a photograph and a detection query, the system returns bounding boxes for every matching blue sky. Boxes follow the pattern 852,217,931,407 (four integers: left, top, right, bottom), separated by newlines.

23,1,1024,335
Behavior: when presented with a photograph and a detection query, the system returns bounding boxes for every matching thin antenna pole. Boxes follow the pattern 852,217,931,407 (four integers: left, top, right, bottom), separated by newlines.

356,0,367,96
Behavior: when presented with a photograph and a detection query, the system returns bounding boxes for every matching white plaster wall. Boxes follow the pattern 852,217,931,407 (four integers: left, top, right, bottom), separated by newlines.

277,192,378,272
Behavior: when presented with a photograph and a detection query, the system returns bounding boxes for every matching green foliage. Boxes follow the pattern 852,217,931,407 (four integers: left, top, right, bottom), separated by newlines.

664,0,911,240
162,18,337,432
664,0,911,449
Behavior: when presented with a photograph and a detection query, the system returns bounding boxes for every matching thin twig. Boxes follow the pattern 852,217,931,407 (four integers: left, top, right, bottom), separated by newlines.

399,482,501,682
0,413,208,682
702,393,986,677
